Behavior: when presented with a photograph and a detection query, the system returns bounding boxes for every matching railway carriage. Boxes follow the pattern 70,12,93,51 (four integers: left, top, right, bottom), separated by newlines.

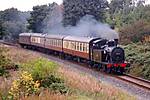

19,33,31,46
63,36,91,59
44,35,65,52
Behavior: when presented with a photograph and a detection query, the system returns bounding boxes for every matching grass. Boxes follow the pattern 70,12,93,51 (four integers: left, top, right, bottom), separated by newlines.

58,66,135,100
0,44,136,100
6,46,41,64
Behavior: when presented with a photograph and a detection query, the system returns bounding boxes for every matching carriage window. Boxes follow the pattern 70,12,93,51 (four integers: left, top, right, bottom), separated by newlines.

83,43,84,51
83,43,86,52
54,40,56,46
64,41,69,48
55,40,56,46
85,43,87,52
50,39,52,45
51,39,52,45
48,39,50,45
87,44,89,53
52,40,54,46
53,40,55,46
57,40,59,46
71,42,75,50
80,43,82,51
77,42,79,51
68,41,70,49
56,40,58,46
75,42,76,50
59,40,61,47
58,40,60,46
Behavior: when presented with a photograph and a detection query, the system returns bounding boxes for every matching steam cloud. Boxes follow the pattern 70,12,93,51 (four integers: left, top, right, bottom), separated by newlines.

43,6,119,40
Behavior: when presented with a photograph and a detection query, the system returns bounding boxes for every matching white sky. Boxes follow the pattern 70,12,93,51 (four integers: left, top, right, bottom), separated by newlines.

0,0,150,11
0,0,63,11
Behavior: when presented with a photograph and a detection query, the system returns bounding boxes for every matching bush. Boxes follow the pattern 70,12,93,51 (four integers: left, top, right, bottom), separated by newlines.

22,58,58,81
41,75,64,88
123,43,150,80
41,75,69,94
22,58,69,94
119,20,150,44
0,47,10,67
49,83,69,94
0,46,13,76
8,71,40,99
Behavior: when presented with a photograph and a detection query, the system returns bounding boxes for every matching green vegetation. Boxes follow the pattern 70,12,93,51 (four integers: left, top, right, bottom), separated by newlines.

63,0,108,26
123,43,150,80
107,0,150,44
22,58,69,94
0,46,135,100
0,8,30,41
22,58,58,80
9,71,40,99
0,58,68,99
0,46,16,76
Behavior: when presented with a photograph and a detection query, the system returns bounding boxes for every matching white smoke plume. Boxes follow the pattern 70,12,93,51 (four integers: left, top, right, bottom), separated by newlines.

43,6,119,40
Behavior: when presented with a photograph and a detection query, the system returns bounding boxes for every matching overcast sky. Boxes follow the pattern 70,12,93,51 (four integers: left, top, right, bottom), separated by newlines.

0,0,63,11
0,0,150,11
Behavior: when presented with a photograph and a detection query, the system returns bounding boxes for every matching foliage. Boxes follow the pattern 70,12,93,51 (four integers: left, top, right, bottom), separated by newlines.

0,20,6,39
0,8,21,22
27,3,58,33
0,46,11,76
41,75,68,94
0,8,30,40
106,1,150,44
8,71,40,99
123,43,150,80
22,58,68,94
119,19,150,44
0,46,9,67
22,58,58,80
107,0,148,27
63,0,108,26
41,75,63,88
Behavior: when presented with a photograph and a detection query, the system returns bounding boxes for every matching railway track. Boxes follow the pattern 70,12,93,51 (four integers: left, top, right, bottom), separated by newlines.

1,41,150,91
116,74,150,90
0,40,19,47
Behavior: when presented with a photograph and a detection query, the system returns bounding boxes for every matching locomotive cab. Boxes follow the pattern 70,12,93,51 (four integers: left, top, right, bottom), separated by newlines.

91,39,107,63
107,40,117,47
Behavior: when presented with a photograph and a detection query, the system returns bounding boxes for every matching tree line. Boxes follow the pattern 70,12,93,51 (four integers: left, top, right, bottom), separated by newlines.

0,8,30,41
0,0,150,44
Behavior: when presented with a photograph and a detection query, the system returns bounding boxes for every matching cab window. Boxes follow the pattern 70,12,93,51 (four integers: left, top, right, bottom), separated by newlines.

107,41,116,47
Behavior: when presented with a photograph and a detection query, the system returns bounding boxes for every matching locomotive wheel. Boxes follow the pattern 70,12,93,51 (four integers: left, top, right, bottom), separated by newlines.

97,64,101,70
107,68,112,74
102,65,107,72
119,68,124,75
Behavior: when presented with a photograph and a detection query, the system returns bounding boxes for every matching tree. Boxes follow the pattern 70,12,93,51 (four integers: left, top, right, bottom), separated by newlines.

119,19,150,44
0,8,29,41
0,20,6,39
0,8,21,22
28,3,59,33
63,0,108,26
27,5,49,33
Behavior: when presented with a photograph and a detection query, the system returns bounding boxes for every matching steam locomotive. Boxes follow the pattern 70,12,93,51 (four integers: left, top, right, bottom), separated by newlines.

19,33,129,74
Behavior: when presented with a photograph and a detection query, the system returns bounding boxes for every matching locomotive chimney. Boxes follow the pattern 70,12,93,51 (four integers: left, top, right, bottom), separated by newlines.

114,39,118,44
